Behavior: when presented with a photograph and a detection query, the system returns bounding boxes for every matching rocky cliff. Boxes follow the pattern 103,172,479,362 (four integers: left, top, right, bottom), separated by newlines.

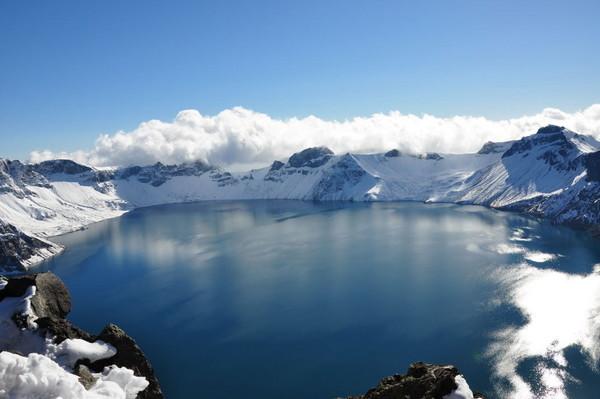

0,272,163,398
0,221,63,273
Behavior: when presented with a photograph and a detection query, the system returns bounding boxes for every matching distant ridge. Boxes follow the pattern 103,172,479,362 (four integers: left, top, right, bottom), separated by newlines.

2,125,600,270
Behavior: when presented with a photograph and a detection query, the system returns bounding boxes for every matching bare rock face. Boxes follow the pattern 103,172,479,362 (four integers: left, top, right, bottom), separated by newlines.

584,151,600,181
0,221,61,273
288,147,334,168
0,273,70,319
31,272,71,319
78,323,163,399
344,362,485,399
0,272,163,399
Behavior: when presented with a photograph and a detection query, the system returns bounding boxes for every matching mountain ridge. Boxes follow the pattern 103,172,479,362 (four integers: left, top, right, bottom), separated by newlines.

2,125,600,271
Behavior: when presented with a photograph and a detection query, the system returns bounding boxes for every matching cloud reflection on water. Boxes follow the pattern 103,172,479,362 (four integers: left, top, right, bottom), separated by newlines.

488,261,600,398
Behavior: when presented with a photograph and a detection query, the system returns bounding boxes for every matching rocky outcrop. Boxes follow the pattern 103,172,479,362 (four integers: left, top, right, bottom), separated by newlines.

32,159,93,176
583,151,600,181
79,324,163,399
0,220,62,273
477,141,509,155
288,146,334,168
0,272,163,399
419,153,443,161
117,161,214,187
311,154,374,200
536,124,564,135
344,362,484,399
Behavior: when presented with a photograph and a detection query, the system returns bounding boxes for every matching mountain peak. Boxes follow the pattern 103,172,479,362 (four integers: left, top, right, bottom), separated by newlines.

477,141,512,154
288,147,334,168
384,149,401,157
33,159,92,175
536,125,565,135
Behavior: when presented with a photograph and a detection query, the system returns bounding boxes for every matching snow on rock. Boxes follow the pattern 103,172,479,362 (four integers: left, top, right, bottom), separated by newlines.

46,338,117,368
0,285,44,355
0,220,63,273
0,273,162,398
0,352,148,399
343,362,484,398
443,375,476,399
92,366,150,399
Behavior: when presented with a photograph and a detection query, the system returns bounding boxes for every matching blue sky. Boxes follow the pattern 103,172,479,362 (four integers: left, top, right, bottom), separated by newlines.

1,0,600,161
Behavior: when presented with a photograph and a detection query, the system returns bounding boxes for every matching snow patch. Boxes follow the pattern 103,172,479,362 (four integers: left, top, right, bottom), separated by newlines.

0,352,148,399
46,338,117,368
0,281,149,399
443,375,475,399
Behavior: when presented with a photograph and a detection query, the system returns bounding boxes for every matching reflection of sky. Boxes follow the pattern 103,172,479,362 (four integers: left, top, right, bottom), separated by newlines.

41,201,600,398
488,240,600,398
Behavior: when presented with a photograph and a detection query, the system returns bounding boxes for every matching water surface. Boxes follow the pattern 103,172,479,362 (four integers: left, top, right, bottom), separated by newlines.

39,201,600,398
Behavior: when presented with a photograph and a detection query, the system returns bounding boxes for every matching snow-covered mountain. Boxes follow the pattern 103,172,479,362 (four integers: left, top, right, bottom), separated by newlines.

2,125,600,271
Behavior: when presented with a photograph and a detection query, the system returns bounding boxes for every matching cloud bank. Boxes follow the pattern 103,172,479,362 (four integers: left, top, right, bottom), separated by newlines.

30,104,600,170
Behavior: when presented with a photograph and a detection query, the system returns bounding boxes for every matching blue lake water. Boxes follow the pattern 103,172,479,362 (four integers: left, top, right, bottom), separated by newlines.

38,201,600,398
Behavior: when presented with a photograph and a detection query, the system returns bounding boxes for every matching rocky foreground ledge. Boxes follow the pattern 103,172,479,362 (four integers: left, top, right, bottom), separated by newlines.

0,272,162,398
343,362,485,399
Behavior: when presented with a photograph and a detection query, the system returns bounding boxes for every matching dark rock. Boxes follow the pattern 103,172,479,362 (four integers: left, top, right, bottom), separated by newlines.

536,125,564,135
119,166,143,179
312,154,367,199
477,142,507,154
0,272,70,321
503,128,575,160
0,272,163,398
117,161,214,187
210,170,237,186
344,362,484,399
264,161,286,182
0,159,51,192
92,169,116,183
33,159,92,176
36,317,93,343
288,147,334,168
584,151,600,181
0,273,37,300
385,149,401,158
30,272,71,319
0,222,60,272
269,160,285,171
0,273,68,318
420,153,443,161
80,323,163,399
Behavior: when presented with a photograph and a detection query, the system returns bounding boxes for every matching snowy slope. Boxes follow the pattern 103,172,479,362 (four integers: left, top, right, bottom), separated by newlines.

1,125,600,270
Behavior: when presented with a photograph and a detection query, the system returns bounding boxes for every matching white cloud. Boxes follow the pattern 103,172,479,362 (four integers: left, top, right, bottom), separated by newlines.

29,104,600,170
